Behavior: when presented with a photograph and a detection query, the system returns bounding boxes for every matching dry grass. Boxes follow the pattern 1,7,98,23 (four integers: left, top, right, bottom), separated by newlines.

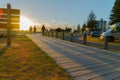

87,36,120,46
0,35,72,80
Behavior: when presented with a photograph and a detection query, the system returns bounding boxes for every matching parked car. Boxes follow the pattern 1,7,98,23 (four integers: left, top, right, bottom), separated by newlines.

84,30,91,36
91,31,102,37
100,22,120,42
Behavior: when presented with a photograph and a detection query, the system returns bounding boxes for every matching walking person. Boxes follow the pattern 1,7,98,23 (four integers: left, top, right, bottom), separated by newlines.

33,26,36,34
41,25,46,36
29,26,32,34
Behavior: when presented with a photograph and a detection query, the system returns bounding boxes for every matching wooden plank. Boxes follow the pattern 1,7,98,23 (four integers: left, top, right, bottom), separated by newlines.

11,19,20,23
91,70,120,80
0,23,19,29
0,14,7,19
0,19,6,22
11,9,20,14
0,14,20,19
70,63,120,77
0,8,5,15
0,8,20,15
11,23,19,29
11,15,20,19
114,77,120,80
0,19,20,23
75,67,120,80
0,23,7,28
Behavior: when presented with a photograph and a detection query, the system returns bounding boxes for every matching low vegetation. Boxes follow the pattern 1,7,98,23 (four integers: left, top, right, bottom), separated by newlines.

0,35,72,80
86,36,120,46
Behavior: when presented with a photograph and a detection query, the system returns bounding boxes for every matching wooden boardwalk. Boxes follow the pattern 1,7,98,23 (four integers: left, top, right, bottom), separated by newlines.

27,34,120,80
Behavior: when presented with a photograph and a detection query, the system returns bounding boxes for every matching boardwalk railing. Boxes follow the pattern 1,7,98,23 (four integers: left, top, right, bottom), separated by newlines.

44,30,120,52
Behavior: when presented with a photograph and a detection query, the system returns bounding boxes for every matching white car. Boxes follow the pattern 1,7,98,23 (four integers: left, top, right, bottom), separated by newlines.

100,22,120,42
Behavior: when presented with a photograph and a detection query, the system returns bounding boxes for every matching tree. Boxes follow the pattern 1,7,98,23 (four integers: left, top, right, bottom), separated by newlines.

33,26,36,33
87,10,97,31
109,0,120,25
82,23,86,33
55,28,62,32
77,24,81,32
65,27,72,32
29,26,32,33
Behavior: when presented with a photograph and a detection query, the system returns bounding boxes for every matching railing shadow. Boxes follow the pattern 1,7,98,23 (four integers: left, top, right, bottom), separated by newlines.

39,36,120,80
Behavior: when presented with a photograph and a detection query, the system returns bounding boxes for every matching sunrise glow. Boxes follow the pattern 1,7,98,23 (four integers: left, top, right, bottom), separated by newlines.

20,16,33,30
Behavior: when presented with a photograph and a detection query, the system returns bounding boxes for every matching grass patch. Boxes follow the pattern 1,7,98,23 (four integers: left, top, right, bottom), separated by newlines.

87,36,120,46
0,35,72,80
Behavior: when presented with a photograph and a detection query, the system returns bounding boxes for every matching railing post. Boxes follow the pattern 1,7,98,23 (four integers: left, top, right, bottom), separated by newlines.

48,31,50,36
51,31,53,37
70,33,73,41
83,33,87,45
62,31,64,40
50,31,51,37
103,36,108,49
56,32,58,38
45,31,47,36
7,3,11,46
46,31,48,36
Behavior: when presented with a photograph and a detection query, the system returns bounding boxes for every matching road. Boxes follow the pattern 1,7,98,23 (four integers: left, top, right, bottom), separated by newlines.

27,34,120,80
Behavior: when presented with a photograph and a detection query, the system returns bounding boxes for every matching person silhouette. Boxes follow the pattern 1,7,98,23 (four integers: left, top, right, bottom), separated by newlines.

29,26,32,33
41,25,46,36
33,26,36,33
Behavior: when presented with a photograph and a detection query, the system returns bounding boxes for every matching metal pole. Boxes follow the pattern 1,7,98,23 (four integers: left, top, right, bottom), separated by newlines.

62,31,64,39
51,31,53,37
7,3,11,46
103,36,108,49
48,31,50,36
70,33,73,41
83,33,87,45
56,32,58,38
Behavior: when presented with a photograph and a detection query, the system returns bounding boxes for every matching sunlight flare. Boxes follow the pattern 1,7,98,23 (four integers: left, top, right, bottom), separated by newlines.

20,16,33,30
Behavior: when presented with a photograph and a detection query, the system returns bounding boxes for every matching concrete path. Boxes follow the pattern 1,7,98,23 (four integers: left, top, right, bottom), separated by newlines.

27,34,120,80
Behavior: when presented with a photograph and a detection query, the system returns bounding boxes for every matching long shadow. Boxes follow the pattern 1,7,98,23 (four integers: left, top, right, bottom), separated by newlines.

39,37,120,80
0,45,10,56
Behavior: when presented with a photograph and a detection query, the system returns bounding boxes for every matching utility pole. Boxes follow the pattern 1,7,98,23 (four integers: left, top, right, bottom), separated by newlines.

7,3,11,46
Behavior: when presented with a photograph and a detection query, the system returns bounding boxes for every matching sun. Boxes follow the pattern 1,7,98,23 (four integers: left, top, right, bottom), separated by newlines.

20,16,33,30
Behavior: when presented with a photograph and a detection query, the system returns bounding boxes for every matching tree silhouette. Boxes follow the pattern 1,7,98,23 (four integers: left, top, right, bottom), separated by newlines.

77,24,81,32
87,10,97,31
33,26,36,33
109,0,120,25
82,23,87,33
65,27,72,32
29,26,32,33
55,28,62,32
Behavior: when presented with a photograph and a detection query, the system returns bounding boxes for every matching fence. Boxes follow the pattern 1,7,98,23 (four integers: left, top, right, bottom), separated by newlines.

44,30,120,52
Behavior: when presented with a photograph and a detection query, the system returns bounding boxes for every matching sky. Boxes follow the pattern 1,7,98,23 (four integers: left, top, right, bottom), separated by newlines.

0,0,115,28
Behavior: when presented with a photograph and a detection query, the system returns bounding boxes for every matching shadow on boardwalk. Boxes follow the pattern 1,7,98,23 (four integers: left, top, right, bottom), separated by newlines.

27,34,120,80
